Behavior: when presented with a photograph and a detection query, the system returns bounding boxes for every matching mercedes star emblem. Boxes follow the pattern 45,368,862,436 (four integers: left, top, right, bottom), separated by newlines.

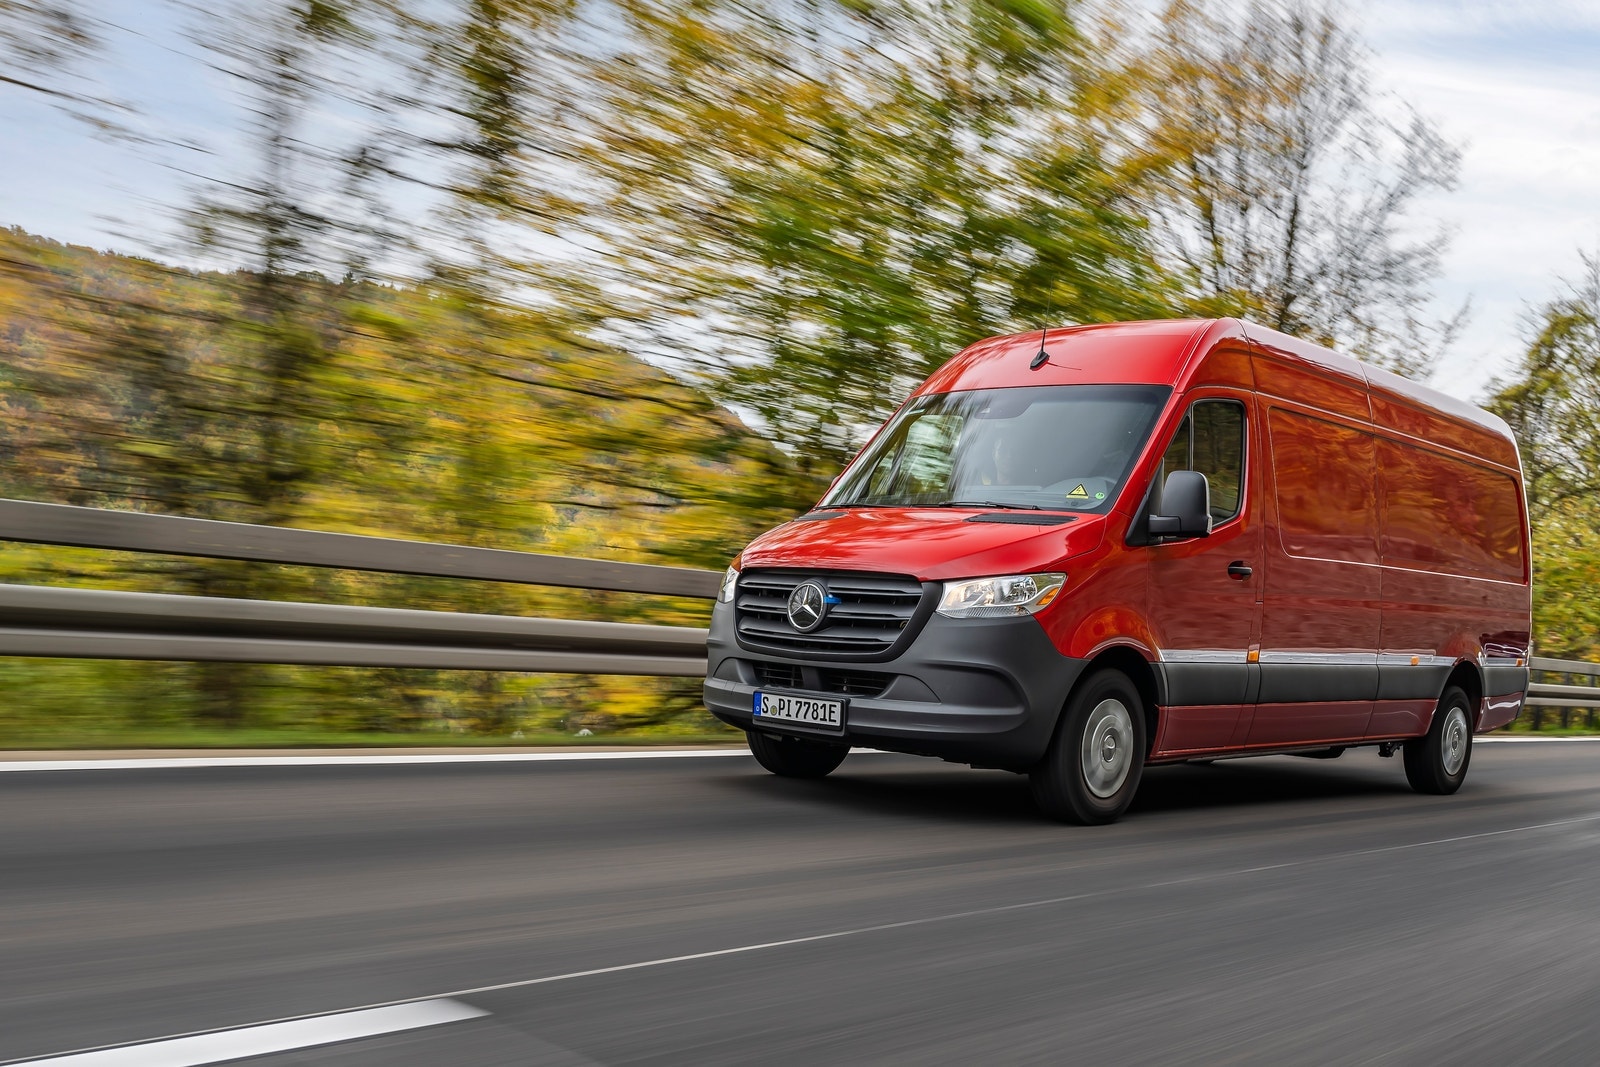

786,579,829,633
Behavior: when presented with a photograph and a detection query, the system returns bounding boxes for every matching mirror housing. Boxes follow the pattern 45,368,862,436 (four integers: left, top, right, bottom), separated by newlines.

1149,470,1212,538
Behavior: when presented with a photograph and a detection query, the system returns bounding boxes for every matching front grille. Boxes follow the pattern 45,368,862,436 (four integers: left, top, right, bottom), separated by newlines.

751,661,803,689
819,669,893,696
748,661,894,698
735,570,928,657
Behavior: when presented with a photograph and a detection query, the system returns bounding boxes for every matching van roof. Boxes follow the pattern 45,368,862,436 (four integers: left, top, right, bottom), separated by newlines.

917,319,1217,394
917,318,1517,462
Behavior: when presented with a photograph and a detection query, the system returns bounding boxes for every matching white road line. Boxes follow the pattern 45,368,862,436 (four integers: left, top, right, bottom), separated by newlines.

0,749,753,772
1476,736,1600,743
13,808,1599,1067
10,1000,487,1066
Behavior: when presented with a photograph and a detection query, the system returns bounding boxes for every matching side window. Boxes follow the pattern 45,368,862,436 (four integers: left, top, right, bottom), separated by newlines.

858,439,902,500
1159,400,1246,523
899,414,962,497
859,412,963,501
1160,414,1191,488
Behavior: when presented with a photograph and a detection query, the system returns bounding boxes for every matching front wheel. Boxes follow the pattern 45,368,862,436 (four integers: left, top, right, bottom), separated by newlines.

1029,670,1147,824
1404,685,1473,795
747,730,848,779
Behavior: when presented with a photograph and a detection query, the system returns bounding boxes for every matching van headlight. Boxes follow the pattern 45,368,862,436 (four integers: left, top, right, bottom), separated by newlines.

936,573,1065,618
718,563,740,603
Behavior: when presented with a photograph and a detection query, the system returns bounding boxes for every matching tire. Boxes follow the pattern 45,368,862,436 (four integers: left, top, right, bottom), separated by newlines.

747,730,849,779
1404,685,1473,795
1029,670,1147,824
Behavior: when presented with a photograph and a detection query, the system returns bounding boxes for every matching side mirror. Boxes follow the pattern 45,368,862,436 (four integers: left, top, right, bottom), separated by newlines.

1149,470,1211,538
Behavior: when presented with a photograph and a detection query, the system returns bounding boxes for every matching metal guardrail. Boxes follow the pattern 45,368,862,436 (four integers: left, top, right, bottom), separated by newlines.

0,499,717,677
3,498,1598,715
0,499,720,597
1526,657,1600,729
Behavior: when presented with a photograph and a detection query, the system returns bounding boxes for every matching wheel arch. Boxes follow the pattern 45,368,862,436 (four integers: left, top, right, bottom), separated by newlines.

1079,645,1162,754
1447,660,1485,729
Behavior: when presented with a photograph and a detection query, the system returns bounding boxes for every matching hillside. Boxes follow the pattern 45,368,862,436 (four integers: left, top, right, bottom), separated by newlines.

0,227,793,740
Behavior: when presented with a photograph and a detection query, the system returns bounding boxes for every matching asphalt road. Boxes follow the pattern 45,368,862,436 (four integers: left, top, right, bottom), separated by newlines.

3,741,1599,1065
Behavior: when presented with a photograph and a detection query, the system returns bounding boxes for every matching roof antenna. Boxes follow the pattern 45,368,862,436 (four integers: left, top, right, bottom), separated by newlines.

1030,327,1050,370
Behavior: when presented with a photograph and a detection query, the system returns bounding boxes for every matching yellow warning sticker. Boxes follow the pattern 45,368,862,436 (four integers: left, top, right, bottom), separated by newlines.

1067,484,1089,498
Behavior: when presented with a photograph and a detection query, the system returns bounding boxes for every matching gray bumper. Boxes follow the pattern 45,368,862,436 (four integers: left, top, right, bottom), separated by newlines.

703,601,1087,771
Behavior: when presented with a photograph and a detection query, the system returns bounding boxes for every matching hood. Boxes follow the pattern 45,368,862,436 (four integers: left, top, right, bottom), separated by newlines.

737,508,1108,582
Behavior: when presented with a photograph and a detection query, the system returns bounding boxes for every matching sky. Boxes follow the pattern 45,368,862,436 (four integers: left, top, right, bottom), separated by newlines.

1355,0,1600,395
2,0,1598,404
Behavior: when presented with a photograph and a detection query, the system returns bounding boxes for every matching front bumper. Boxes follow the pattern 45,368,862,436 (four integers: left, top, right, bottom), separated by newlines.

703,601,1087,770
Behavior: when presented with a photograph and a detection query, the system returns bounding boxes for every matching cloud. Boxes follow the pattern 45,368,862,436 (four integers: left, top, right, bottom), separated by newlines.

1362,0,1600,37
1352,0,1600,397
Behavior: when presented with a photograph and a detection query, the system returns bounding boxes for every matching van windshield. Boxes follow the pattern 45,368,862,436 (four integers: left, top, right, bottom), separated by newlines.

823,385,1170,512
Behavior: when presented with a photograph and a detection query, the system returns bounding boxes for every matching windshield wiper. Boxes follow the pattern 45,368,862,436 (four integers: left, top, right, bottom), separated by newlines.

936,500,1044,510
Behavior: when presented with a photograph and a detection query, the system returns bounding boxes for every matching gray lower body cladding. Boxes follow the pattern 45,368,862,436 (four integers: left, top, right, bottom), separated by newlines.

703,603,1086,770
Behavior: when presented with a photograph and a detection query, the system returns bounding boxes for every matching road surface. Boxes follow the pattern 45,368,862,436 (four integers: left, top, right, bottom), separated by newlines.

3,740,1598,1064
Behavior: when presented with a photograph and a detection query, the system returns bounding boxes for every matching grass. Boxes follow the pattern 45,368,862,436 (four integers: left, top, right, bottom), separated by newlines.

1493,724,1600,737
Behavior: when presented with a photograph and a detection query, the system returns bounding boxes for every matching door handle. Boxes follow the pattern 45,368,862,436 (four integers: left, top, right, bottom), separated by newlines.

1227,561,1253,580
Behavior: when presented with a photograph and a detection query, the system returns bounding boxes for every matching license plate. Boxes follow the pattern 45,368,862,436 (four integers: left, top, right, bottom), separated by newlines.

752,690,846,731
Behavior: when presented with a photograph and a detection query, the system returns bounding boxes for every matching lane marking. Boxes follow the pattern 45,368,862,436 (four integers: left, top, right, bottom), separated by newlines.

12,809,1599,1066
10,1000,487,1066
1476,736,1600,743
0,749,753,772
0,748,912,773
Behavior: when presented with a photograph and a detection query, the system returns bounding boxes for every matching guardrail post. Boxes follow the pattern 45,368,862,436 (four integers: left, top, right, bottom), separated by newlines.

1580,668,1593,735
1531,666,1544,730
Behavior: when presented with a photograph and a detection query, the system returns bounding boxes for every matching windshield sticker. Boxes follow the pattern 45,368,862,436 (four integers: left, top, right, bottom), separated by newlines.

1067,484,1089,499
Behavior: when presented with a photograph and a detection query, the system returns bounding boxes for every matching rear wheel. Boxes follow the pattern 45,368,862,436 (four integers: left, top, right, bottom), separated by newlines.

747,730,848,779
1030,670,1146,824
1404,685,1473,795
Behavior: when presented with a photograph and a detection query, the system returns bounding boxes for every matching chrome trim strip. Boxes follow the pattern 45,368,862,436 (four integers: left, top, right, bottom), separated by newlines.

1376,653,1455,668
1257,651,1378,666
1156,649,1251,664
1159,651,1470,668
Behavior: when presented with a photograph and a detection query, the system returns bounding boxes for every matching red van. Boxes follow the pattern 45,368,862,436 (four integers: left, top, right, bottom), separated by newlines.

703,319,1532,823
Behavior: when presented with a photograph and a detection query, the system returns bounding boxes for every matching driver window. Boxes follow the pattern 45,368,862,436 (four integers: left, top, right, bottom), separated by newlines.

1159,400,1245,523
860,412,963,501
900,415,962,496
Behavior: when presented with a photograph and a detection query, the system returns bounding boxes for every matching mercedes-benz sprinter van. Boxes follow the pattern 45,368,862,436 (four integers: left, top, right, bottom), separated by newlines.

703,319,1532,823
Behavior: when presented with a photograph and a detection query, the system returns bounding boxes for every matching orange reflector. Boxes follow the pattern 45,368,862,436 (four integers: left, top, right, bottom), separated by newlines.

1411,656,1420,666
1035,587,1061,609
1247,649,1260,664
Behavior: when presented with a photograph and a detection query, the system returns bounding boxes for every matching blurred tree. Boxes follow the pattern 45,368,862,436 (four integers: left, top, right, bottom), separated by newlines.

1128,0,1460,376
0,0,94,98
1525,500,1600,663
1484,254,1600,662
1487,253,1600,660
2,0,788,736
0,226,765,735
0,231,234,513
1488,253,1600,520
0,0,146,136
589,0,1175,496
